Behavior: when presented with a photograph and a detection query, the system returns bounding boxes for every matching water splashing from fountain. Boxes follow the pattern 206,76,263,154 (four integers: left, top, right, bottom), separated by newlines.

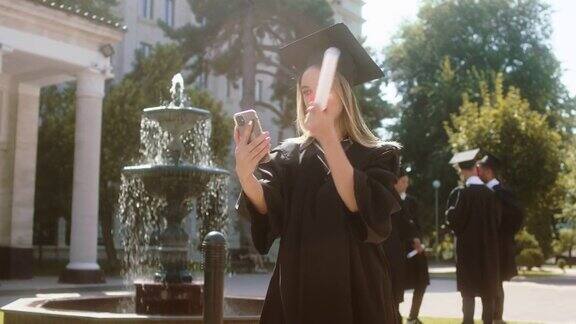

116,73,229,315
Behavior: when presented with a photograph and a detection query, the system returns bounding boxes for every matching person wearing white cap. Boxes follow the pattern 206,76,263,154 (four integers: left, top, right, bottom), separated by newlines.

445,149,502,324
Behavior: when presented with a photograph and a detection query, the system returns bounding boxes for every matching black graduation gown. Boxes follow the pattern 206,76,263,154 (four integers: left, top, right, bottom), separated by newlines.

445,184,501,298
236,138,402,324
383,196,418,304
493,184,524,281
402,195,430,290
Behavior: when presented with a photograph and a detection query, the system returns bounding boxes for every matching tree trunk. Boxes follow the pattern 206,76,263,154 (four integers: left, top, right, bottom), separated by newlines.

240,0,256,111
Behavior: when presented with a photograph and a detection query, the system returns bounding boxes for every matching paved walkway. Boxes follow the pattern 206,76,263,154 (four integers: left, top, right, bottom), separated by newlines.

2,267,576,323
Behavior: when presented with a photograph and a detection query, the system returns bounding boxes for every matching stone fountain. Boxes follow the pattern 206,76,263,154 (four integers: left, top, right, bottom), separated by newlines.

122,73,229,316
1,74,264,323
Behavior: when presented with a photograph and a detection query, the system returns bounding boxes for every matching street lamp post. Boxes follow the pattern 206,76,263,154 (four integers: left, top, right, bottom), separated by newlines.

432,180,441,259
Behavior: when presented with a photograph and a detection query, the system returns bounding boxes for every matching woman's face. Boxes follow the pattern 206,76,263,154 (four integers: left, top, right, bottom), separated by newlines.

300,66,344,118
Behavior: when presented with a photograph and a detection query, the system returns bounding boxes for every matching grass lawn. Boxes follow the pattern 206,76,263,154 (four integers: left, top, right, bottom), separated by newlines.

517,269,560,277
430,268,567,280
413,318,532,324
412,318,461,324
0,310,3,324
430,272,457,279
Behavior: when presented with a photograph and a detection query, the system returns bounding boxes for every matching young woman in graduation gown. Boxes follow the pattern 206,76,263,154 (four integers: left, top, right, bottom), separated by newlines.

235,23,401,324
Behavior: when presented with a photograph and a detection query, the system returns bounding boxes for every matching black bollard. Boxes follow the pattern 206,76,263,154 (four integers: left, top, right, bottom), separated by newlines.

203,231,227,324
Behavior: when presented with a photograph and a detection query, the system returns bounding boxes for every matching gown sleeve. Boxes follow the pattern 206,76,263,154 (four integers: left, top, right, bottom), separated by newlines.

347,145,402,244
235,148,285,255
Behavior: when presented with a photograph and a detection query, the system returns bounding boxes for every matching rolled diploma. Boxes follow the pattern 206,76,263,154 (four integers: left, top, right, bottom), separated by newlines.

314,47,341,111
407,244,425,258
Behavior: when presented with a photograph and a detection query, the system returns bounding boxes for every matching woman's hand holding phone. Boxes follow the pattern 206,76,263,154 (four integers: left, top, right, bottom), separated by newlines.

234,121,271,183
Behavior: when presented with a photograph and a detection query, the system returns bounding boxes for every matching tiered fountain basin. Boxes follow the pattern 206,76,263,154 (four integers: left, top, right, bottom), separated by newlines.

123,164,228,197
1,292,263,323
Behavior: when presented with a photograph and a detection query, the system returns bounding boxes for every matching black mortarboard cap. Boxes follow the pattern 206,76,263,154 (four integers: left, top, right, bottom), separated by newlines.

478,154,501,171
449,148,480,169
279,23,384,86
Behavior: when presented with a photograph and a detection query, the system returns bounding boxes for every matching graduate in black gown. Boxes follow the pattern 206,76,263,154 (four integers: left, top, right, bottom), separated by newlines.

384,166,419,323
395,167,430,324
235,23,401,324
445,149,501,324
477,154,524,322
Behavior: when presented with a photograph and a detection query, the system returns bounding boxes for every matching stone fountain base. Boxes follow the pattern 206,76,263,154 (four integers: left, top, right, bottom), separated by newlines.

135,281,203,315
1,292,263,324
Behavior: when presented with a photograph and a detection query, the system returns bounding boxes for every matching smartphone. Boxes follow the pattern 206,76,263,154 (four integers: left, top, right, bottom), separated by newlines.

234,109,271,163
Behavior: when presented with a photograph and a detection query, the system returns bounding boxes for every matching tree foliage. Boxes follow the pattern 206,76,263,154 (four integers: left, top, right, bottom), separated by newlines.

515,229,545,270
446,75,563,256
384,0,573,241
355,73,395,131
34,86,76,245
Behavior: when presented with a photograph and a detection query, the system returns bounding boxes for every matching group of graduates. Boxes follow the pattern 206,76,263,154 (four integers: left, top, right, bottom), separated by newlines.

385,148,525,324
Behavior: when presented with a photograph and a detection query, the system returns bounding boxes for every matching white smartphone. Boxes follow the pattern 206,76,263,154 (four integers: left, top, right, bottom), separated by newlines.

234,109,271,163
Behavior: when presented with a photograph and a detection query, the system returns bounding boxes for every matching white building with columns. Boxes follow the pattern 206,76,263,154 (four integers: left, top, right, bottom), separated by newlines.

0,0,124,281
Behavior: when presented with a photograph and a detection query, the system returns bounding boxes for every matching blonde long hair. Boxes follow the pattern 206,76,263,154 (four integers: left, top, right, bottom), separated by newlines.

295,71,391,148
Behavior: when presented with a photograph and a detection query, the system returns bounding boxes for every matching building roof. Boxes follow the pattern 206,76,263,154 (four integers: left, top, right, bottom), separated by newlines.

27,0,127,31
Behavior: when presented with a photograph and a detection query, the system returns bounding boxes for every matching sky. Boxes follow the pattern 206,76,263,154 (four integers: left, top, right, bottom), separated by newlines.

362,0,576,103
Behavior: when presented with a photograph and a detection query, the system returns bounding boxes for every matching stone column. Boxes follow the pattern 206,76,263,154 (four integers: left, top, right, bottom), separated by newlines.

0,70,14,279
0,81,39,279
60,69,106,283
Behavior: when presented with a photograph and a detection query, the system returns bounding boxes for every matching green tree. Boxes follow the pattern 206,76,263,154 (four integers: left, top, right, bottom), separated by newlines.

34,86,76,245
557,140,576,225
446,75,563,256
515,229,545,270
355,71,395,132
553,229,576,264
553,139,576,264
384,0,573,237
